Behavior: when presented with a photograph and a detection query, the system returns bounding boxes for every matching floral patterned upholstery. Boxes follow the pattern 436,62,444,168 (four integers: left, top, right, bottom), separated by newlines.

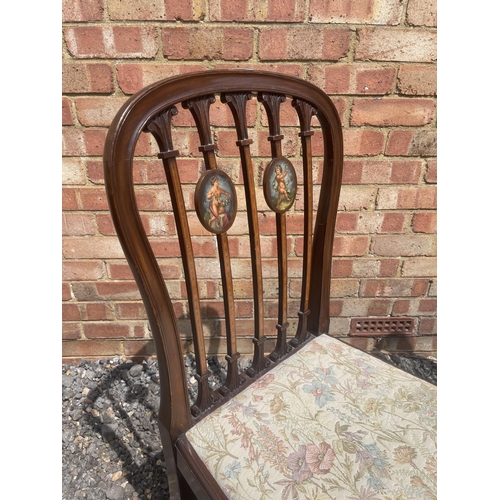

185,334,437,499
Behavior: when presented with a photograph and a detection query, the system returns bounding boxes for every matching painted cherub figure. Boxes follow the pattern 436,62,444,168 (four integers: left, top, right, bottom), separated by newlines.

274,164,291,209
207,175,231,230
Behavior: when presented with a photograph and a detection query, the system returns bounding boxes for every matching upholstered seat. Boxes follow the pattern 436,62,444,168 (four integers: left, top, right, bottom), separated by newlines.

183,334,436,499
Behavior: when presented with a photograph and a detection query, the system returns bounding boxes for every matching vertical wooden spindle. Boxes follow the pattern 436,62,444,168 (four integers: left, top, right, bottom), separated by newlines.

222,92,269,376
183,96,243,395
147,106,216,417
291,98,318,344
258,92,290,360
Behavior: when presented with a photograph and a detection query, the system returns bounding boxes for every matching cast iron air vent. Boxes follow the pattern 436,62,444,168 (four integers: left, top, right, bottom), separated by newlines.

349,317,414,337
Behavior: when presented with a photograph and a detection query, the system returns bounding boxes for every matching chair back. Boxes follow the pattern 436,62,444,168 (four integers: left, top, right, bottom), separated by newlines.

103,70,344,442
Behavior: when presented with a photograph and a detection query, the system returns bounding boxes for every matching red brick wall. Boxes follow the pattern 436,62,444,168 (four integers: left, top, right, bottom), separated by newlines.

62,0,437,361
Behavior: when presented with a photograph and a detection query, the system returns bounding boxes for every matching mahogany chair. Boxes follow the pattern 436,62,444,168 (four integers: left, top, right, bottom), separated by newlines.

104,70,437,499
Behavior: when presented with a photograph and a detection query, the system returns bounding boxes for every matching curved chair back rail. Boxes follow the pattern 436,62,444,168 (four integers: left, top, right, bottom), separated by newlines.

104,70,344,497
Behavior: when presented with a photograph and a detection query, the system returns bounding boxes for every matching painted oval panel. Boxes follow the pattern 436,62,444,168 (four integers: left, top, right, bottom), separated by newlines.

263,157,297,213
195,170,237,234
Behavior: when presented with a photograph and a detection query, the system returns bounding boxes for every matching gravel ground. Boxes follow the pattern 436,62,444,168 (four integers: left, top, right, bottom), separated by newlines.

62,349,436,500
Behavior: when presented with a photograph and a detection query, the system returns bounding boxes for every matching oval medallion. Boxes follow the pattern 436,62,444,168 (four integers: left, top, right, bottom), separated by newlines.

195,170,237,234
263,157,297,213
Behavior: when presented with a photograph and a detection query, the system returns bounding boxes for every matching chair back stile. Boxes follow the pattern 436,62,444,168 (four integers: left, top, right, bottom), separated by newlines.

103,71,344,448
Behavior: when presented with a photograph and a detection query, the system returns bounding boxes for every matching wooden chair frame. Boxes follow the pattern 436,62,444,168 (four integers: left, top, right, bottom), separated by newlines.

104,70,344,498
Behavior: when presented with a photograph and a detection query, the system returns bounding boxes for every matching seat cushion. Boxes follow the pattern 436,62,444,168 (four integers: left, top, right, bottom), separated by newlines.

185,334,437,499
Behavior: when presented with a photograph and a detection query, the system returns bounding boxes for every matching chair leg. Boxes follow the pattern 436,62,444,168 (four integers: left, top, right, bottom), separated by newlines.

158,422,183,499
178,470,198,499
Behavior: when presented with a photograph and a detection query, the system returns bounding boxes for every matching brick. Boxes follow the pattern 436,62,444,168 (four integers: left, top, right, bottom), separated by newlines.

117,63,206,94
351,258,400,278
163,27,253,61
62,0,103,21
124,339,156,358
401,257,437,277
379,259,400,276
62,128,107,156
351,259,381,277
95,283,141,301
343,129,385,156
356,28,437,62
351,98,436,126
64,26,158,59
343,159,422,185
341,298,392,317
62,158,86,185
380,212,407,233
309,0,404,25
116,302,147,319
329,299,344,316
327,318,351,336
79,187,109,210
412,212,437,233
62,261,105,281
108,0,166,19
371,235,436,256
166,0,206,20
360,278,429,297
106,262,138,280
386,129,437,157
259,27,350,61
378,335,436,353
331,259,354,277
406,0,437,27
333,236,369,256
425,160,437,183
63,304,81,321
397,65,437,96
390,161,422,184
338,186,376,210
310,64,395,95
62,63,114,94
62,188,79,210
62,340,122,358
392,299,410,315
62,237,125,259
151,237,217,258
418,298,437,313
71,283,100,302
85,161,104,184
377,186,436,209
84,303,115,320
322,64,354,94
62,97,73,125
75,97,128,127
355,66,395,94
63,323,82,340
329,279,359,297
62,282,72,301
336,212,358,232
62,213,96,236
96,214,117,235
418,317,437,335
62,129,85,156
84,323,133,339
209,0,305,21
